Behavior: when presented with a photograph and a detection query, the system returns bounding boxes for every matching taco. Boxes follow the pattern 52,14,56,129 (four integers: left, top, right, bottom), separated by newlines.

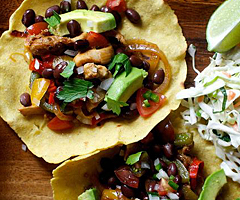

0,0,187,163
51,112,240,200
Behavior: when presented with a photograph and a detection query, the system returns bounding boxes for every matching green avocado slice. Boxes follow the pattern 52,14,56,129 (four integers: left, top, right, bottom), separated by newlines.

50,10,116,36
198,169,227,200
78,188,99,200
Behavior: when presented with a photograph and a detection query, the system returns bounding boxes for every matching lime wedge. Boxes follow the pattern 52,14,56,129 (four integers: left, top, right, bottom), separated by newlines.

206,0,240,53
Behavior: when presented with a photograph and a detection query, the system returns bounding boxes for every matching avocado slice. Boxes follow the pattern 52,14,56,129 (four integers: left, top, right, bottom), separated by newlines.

198,169,227,200
106,67,148,102
78,188,99,200
51,10,116,36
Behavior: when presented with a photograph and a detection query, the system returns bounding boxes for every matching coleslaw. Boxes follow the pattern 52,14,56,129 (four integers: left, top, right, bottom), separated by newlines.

177,46,240,183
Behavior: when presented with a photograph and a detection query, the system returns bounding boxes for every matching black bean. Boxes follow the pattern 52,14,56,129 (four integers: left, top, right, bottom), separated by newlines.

153,68,165,84
125,9,141,24
129,55,143,67
108,176,118,189
60,1,71,14
22,9,36,27
76,0,88,9
159,159,168,170
99,171,111,185
144,81,153,90
121,185,135,198
152,144,162,155
101,6,112,13
143,61,150,71
74,39,89,51
90,5,100,11
20,93,32,107
45,5,60,18
100,157,113,171
53,61,68,79
42,68,53,79
111,11,122,25
173,175,182,185
35,15,44,23
167,163,178,176
115,47,125,54
163,143,175,159
122,109,139,119
67,20,81,37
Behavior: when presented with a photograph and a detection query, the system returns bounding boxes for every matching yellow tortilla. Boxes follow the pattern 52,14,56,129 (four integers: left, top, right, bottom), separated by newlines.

0,0,187,163
51,109,240,200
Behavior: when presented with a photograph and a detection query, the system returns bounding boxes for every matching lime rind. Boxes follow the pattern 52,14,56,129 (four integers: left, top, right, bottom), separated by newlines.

206,0,240,52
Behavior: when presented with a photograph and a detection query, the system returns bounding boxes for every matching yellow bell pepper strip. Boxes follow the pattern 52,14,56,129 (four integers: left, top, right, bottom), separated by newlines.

31,78,50,106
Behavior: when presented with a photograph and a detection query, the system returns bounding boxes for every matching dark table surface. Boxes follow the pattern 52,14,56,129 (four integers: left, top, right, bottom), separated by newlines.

0,0,223,199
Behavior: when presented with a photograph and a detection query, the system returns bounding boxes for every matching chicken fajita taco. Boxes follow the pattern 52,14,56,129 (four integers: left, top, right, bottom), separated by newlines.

0,0,187,163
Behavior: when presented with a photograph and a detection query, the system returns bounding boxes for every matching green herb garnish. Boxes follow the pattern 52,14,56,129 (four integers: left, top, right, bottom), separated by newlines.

155,163,162,171
143,90,159,103
147,192,159,197
213,87,227,114
57,78,94,103
168,180,179,190
169,175,175,181
60,61,75,78
126,151,144,165
44,10,61,28
143,99,150,107
108,53,132,77
106,98,128,115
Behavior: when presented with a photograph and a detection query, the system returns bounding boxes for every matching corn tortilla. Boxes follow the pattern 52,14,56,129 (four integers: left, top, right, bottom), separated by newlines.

0,0,187,163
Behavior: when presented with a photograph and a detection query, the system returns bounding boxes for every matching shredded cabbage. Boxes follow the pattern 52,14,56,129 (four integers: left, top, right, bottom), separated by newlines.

177,46,240,183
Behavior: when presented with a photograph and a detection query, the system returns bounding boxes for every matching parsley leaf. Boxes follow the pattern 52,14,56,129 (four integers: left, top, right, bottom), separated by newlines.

108,53,132,77
57,78,94,103
44,10,61,28
126,151,144,165
60,61,75,78
106,98,128,115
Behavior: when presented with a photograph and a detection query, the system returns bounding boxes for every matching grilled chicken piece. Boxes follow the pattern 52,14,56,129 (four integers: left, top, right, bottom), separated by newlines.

74,46,114,67
83,63,112,80
19,106,45,116
25,33,88,56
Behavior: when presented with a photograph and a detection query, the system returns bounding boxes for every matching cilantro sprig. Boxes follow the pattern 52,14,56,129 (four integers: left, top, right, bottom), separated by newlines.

126,151,144,165
44,10,61,28
60,61,75,78
108,53,132,77
106,98,128,115
57,78,94,103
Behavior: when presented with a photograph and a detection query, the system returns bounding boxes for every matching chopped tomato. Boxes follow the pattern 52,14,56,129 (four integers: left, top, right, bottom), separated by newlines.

86,31,109,48
157,178,176,196
136,88,166,117
29,55,54,74
114,167,139,188
27,22,48,35
106,0,127,12
189,158,204,189
47,116,74,131
42,54,55,69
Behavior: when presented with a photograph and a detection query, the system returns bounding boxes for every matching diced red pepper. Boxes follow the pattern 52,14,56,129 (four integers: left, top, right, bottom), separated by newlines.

47,116,74,131
157,178,176,196
189,158,204,189
27,22,48,35
86,32,109,48
106,0,127,12
48,80,57,93
48,92,55,105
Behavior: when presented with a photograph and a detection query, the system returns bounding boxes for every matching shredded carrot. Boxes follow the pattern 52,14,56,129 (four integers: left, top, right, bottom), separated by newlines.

228,90,236,101
197,96,204,103
222,71,231,78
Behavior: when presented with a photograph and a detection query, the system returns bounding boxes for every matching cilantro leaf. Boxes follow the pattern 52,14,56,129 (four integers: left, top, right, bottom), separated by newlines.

45,10,61,28
108,53,132,77
57,78,94,103
126,151,144,165
60,61,75,78
106,98,128,115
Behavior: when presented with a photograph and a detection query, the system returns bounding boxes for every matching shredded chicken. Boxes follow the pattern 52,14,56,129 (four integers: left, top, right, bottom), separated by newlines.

25,33,88,56
19,106,45,116
83,63,112,80
74,46,114,67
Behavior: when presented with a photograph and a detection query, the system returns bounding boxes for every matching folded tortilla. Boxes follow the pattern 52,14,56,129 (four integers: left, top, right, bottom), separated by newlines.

51,109,240,200
0,0,187,163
